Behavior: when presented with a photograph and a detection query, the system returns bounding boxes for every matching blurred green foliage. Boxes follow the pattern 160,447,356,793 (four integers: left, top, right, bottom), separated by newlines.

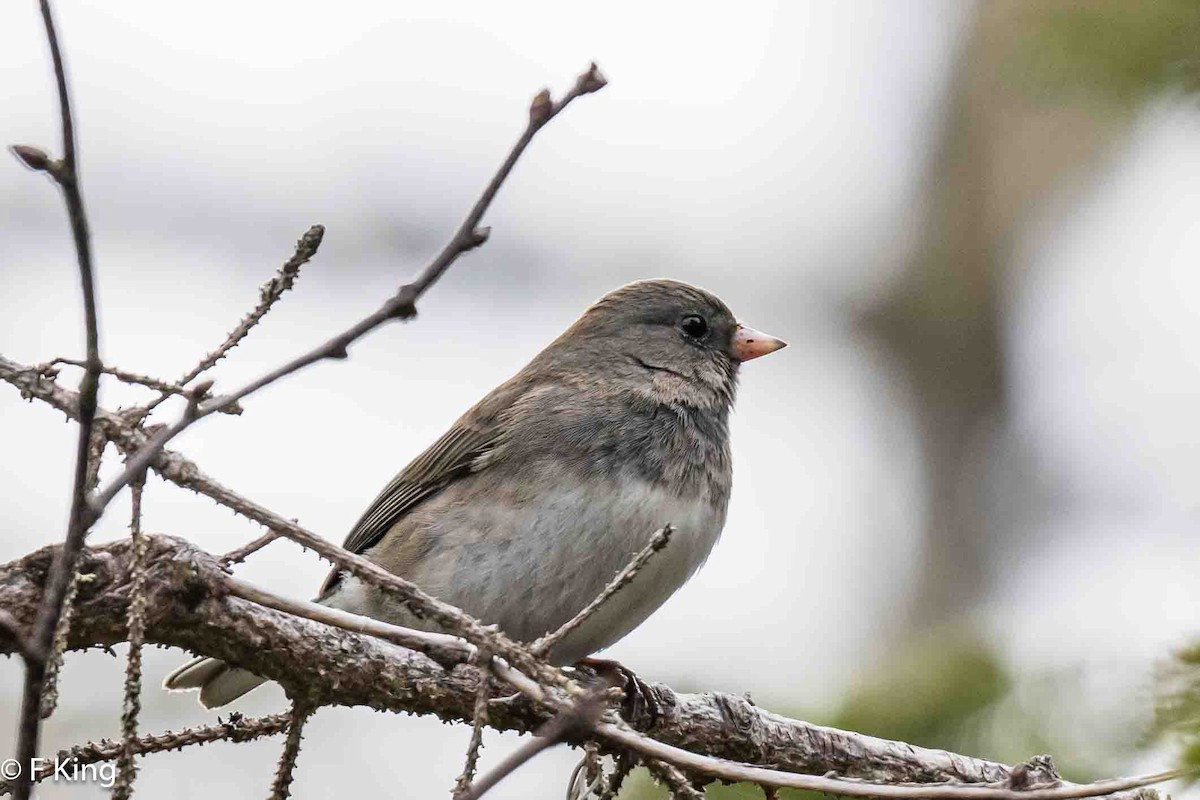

1155,642,1200,773
834,633,1008,750
1009,0,1200,107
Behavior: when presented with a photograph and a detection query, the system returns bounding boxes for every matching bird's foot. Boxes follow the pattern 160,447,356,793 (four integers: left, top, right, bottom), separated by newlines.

573,657,659,726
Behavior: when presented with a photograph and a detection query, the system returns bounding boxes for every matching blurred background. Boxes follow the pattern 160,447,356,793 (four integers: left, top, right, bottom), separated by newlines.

3,1,1200,797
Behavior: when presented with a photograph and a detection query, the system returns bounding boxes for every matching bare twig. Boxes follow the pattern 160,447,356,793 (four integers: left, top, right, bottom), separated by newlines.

113,481,148,800
225,575,470,664
0,713,291,795
595,752,635,800
457,689,607,800
565,744,607,800
173,225,325,391
452,653,494,799
87,381,206,515
77,63,607,528
645,760,704,800
268,701,314,800
37,566,83,719
11,1,103,795
0,610,39,662
38,357,203,403
532,525,672,658
220,531,279,566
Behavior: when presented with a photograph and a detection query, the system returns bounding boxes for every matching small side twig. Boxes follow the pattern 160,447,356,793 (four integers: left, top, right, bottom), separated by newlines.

143,225,325,418
37,358,210,403
225,575,471,664
645,759,704,800
456,689,608,800
452,653,494,799
0,713,292,796
532,525,672,658
268,701,315,800
220,531,280,566
113,480,148,800
37,566,84,719
595,752,636,800
0,610,39,663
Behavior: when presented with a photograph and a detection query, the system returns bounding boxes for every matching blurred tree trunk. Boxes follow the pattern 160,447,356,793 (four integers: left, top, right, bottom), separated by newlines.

861,1,1124,635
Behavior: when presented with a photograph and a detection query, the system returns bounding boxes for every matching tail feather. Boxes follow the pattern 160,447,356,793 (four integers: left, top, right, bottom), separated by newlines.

163,656,267,709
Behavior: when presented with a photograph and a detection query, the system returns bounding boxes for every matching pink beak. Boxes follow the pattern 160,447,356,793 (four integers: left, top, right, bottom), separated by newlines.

730,324,787,361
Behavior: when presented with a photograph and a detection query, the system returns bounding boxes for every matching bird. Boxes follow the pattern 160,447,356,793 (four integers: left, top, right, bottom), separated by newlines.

165,279,785,708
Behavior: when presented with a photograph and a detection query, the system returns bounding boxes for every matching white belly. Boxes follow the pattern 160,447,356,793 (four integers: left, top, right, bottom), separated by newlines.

326,480,726,664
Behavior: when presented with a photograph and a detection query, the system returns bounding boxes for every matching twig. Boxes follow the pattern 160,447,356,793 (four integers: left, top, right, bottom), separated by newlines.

37,566,83,718
10,1,103,796
451,653,494,799
268,701,314,800
113,481,148,800
86,379,206,514
532,525,672,657
645,759,704,800
220,531,279,566
0,610,39,662
595,752,635,800
565,743,606,800
79,63,607,528
0,713,291,795
180,226,324,388
225,575,471,664
457,689,608,800
38,358,200,402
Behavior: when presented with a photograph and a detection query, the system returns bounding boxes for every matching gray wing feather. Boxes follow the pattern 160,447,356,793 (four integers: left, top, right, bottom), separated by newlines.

340,420,500,556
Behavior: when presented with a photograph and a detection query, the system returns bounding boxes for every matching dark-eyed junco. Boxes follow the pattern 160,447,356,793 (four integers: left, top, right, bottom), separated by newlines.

166,279,785,707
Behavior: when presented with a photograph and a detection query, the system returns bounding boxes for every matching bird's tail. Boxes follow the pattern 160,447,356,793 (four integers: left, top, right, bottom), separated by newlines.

163,656,267,709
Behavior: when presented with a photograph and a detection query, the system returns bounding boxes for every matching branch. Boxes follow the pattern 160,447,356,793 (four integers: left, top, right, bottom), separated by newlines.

0,713,291,795
0,610,39,663
0,536,1172,799
36,358,203,403
84,63,607,523
457,689,607,800
9,2,102,796
532,525,672,658
172,225,325,391
268,701,314,800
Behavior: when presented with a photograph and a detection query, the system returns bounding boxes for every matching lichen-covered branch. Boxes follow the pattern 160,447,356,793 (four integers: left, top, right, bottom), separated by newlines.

0,536,1113,790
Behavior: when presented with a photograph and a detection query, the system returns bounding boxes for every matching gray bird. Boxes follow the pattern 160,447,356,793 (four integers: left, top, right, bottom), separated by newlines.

166,279,785,707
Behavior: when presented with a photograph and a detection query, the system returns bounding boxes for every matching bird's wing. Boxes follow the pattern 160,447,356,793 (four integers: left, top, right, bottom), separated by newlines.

340,413,503,557
316,371,554,600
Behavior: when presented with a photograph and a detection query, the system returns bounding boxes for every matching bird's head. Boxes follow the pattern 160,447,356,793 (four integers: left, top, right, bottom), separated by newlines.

540,279,786,408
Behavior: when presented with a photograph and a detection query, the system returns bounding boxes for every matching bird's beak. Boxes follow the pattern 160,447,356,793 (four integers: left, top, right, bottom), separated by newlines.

730,324,787,361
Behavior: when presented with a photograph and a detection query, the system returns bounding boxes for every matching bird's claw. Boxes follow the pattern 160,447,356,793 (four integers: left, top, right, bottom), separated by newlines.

574,657,659,726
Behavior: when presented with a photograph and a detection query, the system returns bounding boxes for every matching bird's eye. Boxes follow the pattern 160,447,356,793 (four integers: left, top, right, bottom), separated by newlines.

680,314,709,340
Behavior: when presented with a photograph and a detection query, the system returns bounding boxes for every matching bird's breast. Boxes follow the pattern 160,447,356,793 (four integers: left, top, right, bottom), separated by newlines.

354,473,728,664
